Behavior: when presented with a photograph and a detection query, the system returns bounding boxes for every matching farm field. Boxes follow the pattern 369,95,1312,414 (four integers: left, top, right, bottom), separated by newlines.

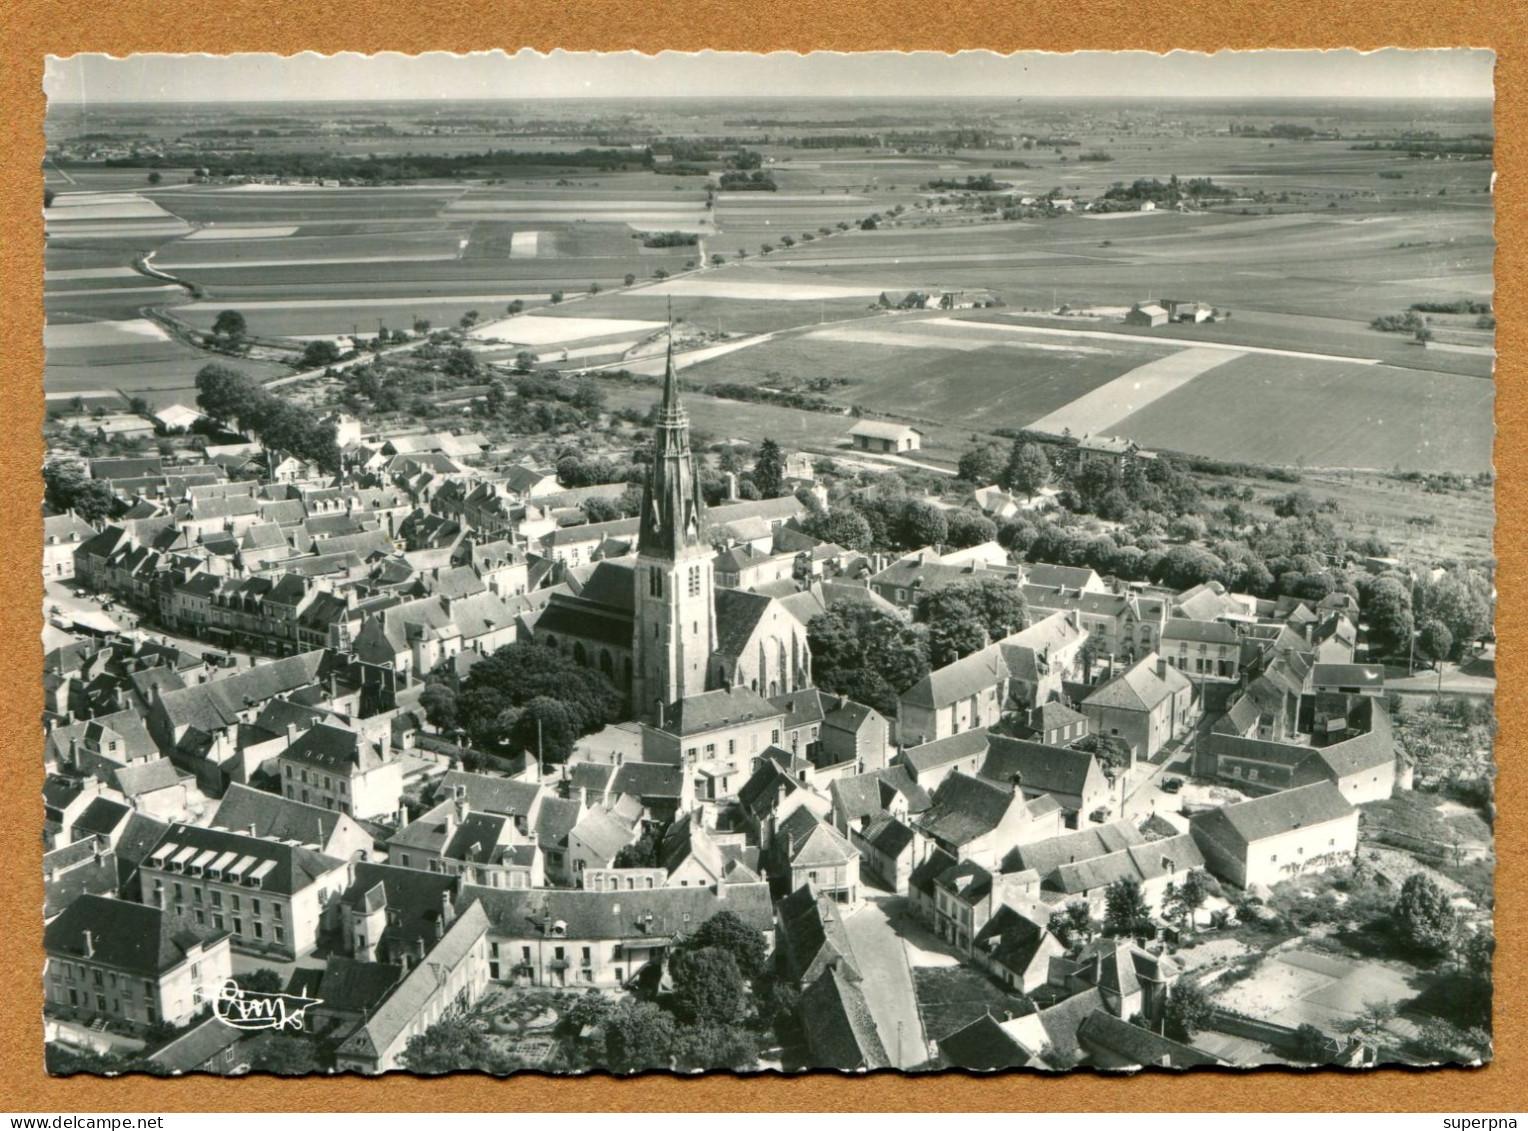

1111,353,1494,472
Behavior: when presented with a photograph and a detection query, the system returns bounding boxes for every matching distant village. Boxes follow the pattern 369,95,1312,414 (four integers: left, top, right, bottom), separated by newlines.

39,337,1491,1077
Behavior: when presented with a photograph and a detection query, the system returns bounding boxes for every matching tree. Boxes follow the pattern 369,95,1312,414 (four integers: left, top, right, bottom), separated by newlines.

898,499,948,550
1049,900,1096,949
1364,576,1414,656
195,362,265,427
669,946,745,1024
654,267,670,280
582,496,622,524
212,310,247,340
957,442,1005,485
601,1000,678,1072
455,641,623,756
419,683,459,735
44,187,55,209
1339,1001,1398,1051
624,273,637,286
1413,1017,1491,1063
672,1022,761,1071
916,576,1028,667
443,347,480,381
413,318,432,335
42,461,116,524
798,507,873,553
1417,619,1454,666
550,291,564,304
613,823,662,868
1150,545,1228,591
807,604,930,717
752,438,785,498
1292,1022,1338,1065
506,300,525,315
1162,869,1211,934
1103,877,1154,940
1163,982,1213,1041
1415,566,1493,651
399,1013,494,1074
514,350,539,372
688,910,769,981
1392,873,1460,959
1002,440,1051,499
300,339,342,369
251,1035,320,1075
233,967,285,994
945,509,998,550
1074,732,1131,775
147,171,162,185
589,281,603,295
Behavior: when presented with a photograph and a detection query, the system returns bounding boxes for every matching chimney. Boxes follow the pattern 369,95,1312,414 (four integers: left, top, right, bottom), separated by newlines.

655,700,666,730
441,888,455,929
82,930,95,958
1156,657,1168,680
415,936,427,961
579,786,588,809
453,785,469,825
286,722,299,746
397,805,410,829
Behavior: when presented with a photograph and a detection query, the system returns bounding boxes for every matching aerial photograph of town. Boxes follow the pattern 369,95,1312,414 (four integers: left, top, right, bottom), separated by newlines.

37,49,1495,1077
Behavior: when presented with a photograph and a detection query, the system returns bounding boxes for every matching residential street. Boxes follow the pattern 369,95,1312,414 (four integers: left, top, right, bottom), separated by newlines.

842,897,928,1069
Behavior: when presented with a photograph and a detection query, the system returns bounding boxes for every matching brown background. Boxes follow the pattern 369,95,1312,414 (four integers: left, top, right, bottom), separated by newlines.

0,2,1519,1111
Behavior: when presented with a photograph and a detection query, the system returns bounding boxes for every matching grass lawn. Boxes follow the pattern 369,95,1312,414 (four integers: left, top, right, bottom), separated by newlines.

911,965,1030,1044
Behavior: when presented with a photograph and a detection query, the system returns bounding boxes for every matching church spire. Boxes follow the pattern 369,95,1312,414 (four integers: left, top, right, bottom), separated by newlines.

637,317,708,560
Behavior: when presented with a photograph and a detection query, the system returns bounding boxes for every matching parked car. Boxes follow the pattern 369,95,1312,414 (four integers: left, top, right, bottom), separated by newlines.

1161,777,1184,794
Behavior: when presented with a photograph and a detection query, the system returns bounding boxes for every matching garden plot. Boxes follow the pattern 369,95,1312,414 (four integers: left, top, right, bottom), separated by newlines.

44,319,171,349
468,314,665,345
510,231,540,257
1211,948,1420,1033
45,193,176,222
1029,347,1244,436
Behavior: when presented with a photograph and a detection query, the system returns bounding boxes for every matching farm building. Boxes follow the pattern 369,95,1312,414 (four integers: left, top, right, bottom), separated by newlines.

1075,435,1149,471
94,415,156,441
939,289,1000,310
878,291,935,310
848,420,923,455
1161,299,1213,323
152,404,204,433
1124,303,1169,328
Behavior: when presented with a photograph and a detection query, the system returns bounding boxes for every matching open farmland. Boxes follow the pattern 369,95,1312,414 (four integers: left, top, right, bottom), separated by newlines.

1112,353,1494,472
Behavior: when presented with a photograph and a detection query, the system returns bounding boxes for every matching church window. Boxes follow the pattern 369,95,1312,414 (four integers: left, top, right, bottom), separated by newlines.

688,566,702,597
649,569,663,598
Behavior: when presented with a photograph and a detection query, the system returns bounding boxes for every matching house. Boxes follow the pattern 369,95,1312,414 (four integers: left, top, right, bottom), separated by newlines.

1190,782,1358,889
338,862,461,965
821,696,890,774
937,1013,1045,1071
209,782,375,862
388,791,543,890
1124,303,1169,327
276,721,404,820
878,290,935,310
800,966,891,1071
1161,618,1244,682
1194,700,1400,805
463,881,774,990
774,882,860,988
1076,1009,1225,1069
916,770,1064,869
897,611,1087,747
138,823,352,961
45,893,233,1029
898,728,992,791
977,735,1117,825
1161,299,1213,324
146,1016,254,1076
333,901,492,1075
769,806,861,903
713,543,795,591
656,813,762,890
1075,435,1147,472
1011,700,1091,746
971,903,1067,994
848,420,923,454
1080,653,1194,767
1035,833,1205,919
640,686,785,769
43,837,121,921
44,512,98,579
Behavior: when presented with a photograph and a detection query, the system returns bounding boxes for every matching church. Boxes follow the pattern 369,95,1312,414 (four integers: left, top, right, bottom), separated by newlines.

532,340,812,722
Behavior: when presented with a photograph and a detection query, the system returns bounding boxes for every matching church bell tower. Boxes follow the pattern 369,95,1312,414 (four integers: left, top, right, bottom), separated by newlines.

631,334,717,718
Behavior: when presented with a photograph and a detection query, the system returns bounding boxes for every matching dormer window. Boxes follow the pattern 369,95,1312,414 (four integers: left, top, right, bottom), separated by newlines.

551,919,567,937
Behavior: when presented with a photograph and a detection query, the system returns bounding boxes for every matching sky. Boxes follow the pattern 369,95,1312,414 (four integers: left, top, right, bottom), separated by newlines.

45,49,1495,105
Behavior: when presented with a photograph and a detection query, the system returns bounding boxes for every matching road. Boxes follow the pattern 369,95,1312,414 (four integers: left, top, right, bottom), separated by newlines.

1384,660,1496,698
1119,734,1195,822
842,897,928,1069
45,579,265,668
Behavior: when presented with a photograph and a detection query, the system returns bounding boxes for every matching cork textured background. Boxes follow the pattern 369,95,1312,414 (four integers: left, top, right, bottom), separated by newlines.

0,2,1519,1112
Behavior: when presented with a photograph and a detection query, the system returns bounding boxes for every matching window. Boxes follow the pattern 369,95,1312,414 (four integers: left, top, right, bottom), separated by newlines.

194,909,205,925
581,947,592,966
522,946,532,963
252,899,261,915
230,895,240,911
212,913,225,930
173,882,184,900
771,730,780,745
688,566,701,597
93,969,103,987
211,890,222,908
233,918,243,935
273,904,283,921
285,765,293,779
192,888,203,904
274,926,285,944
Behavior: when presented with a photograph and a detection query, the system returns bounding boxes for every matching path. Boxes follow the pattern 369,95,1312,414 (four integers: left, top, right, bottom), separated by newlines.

1030,347,1244,437
842,898,928,1069
921,316,1388,367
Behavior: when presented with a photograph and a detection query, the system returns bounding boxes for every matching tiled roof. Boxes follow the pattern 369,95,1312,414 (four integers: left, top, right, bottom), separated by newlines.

280,722,386,773
143,822,346,897
939,1012,1040,1071
801,966,891,1071
979,736,1101,799
435,770,542,819
1193,780,1356,848
658,686,782,738
211,783,351,849
918,772,1018,847
900,729,992,775
1007,820,1144,879
463,881,774,940
45,894,228,976
1076,1009,1224,1069
775,883,859,984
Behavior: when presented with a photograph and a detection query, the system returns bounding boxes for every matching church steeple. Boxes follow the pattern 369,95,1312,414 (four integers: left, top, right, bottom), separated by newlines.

632,324,718,716
637,329,709,560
